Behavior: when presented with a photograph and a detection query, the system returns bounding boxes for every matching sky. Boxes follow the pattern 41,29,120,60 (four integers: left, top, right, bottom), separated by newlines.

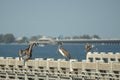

0,0,120,38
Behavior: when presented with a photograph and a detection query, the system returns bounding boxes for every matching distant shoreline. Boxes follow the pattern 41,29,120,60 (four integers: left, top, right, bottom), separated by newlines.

0,43,28,45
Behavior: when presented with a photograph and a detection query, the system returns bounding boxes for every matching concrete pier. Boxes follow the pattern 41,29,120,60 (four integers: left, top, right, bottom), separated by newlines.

0,52,120,80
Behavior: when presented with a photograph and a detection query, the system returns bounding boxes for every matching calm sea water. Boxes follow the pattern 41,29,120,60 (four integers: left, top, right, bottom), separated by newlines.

0,44,120,61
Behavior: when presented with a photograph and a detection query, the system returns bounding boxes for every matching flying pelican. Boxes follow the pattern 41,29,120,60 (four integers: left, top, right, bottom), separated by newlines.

58,42,71,59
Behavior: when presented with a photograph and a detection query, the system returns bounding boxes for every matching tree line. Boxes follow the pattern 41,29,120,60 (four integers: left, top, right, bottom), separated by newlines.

0,33,101,43
0,34,15,43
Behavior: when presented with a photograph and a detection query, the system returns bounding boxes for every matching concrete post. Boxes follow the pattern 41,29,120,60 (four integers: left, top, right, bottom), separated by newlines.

25,73,27,80
6,72,9,80
35,75,38,80
70,61,73,72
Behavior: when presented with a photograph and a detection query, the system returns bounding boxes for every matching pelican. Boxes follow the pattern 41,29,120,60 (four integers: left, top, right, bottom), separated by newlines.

85,43,94,53
58,42,71,59
19,42,37,61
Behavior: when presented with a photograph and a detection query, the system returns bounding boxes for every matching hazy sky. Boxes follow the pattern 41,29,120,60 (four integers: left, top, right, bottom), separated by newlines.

0,0,120,38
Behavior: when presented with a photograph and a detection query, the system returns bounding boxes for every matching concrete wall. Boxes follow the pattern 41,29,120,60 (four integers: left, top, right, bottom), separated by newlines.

0,52,120,80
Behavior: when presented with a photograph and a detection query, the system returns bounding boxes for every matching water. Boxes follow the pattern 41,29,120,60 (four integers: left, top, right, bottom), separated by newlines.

0,43,120,61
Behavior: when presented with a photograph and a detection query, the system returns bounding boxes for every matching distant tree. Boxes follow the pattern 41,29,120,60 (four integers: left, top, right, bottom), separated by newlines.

0,34,3,43
92,35,101,39
16,36,29,43
72,36,80,39
22,37,29,43
3,33,15,43
37,35,43,39
64,36,71,39
80,34,91,39
58,35,64,39
30,35,43,41
30,36,38,41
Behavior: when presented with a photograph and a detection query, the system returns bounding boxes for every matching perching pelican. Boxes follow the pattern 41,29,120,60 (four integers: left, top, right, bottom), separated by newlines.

85,43,94,53
58,42,71,59
19,42,37,61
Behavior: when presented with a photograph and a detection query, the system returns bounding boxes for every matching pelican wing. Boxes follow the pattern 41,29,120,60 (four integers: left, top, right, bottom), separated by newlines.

59,48,71,59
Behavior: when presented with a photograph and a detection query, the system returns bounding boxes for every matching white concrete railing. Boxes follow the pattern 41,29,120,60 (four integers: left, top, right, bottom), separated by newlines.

87,52,120,63
0,52,120,80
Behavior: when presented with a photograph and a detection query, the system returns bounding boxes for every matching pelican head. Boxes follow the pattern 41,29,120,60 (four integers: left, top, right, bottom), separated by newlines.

29,41,38,46
58,42,62,46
